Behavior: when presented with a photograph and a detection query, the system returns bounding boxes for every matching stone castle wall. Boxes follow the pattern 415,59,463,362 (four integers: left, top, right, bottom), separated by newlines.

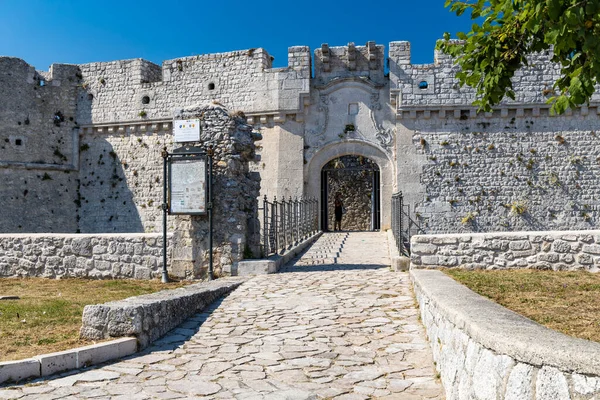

3,41,600,239
76,47,311,125
0,58,81,233
407,112,600,233
388,41,578,109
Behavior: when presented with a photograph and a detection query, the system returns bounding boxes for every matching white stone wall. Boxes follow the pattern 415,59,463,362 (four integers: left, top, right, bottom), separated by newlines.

412,269,600,400
389,41,573,108
78,128,166,234
0,233,167,279
0,58,81,233
405,112,600,233
76,48,311,125
6,41,600,238
411,230,600,271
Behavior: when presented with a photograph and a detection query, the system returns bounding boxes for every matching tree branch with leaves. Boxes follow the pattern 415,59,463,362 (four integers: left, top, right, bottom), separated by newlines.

438,0,600,114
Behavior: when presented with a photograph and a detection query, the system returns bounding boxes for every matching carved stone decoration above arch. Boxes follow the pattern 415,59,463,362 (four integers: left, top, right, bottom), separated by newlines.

304,77,395,161
369,92,394,148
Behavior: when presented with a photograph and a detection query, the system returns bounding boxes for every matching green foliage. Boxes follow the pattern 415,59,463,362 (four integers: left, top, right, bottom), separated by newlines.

510,200,528,215
439,0,600,114
461,211,477,224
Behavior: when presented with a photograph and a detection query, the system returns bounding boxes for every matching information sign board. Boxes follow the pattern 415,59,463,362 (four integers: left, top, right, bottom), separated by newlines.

173,119,201,142
168,157,207,215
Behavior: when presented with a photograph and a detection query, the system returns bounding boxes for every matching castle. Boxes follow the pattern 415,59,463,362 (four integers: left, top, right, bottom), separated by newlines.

2,40,600,237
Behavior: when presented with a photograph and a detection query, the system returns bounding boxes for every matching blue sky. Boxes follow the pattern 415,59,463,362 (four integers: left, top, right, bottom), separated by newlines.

0,0,474,71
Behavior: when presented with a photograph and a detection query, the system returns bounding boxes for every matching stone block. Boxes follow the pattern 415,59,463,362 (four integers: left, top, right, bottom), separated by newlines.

134,267,151,280
572,373,600,396
412,244,438,255
578,254,593,265
538,253,559,263
560,254,574,264
583,244,600,255
535,366,569,400
542,242,552,252
413,236,431,243
581,235,594,244
421,256,439,265
35,349,77,376
77,337,138,368
552,240,572,253
509,240,532,251
0,359,40,384
432,237,459,245
237,260,277,275
391,256,410,271
512,249,537,258
504,363,534,400
438,256,458,266
561,234,579,242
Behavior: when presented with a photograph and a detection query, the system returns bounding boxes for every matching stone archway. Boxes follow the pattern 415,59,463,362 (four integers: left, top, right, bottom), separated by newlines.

322,155,380,231
305,140,395,230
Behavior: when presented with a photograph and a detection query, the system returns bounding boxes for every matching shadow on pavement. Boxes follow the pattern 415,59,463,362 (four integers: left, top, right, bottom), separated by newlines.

279,263,390,273
138,296,226,354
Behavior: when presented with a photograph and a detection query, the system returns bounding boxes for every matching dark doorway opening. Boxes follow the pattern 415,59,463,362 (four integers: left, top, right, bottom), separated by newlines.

320,155,381,232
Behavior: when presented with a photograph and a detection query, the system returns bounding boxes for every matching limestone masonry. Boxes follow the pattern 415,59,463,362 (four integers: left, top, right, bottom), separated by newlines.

3,40,600,246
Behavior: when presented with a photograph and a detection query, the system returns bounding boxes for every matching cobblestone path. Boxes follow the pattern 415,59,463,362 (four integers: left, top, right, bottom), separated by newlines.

0,232,443,400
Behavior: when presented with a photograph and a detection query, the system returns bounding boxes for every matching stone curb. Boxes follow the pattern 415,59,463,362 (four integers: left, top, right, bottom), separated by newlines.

411,269,600,376
386,229,409,271
236,231,323,275
0,337,137,385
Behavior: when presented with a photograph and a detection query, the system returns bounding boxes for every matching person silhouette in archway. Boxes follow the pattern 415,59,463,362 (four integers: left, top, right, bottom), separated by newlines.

334,192,343,231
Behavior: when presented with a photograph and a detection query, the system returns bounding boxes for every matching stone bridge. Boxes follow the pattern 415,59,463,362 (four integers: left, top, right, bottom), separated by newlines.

0,232,442,400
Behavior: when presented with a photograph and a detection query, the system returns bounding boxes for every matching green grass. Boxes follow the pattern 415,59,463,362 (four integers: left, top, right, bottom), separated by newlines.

445,269,600,343
0,278,192,361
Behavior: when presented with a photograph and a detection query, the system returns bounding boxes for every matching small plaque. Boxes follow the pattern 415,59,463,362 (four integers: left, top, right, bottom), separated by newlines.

173,119,201,142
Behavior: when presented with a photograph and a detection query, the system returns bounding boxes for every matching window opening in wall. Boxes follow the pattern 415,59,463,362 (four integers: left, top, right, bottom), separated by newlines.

39,80,45,87
208,82,215,90
87,93,94,101
142,95,150,104
348,103,359,115
15,139,22,146
418,81,429,89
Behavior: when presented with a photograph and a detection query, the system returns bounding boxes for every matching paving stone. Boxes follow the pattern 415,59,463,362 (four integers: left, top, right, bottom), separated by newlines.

167,378,221,396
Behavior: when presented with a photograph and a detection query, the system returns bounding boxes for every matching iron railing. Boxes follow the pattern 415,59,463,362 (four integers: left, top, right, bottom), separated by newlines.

391,192,425,255
260,196,319,257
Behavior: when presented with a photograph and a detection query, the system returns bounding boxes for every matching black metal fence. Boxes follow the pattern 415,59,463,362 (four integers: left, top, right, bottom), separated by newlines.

260,196,319,257
391,191,425,256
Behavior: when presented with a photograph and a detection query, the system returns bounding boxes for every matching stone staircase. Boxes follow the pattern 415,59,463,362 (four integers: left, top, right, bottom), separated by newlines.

284,231,391,270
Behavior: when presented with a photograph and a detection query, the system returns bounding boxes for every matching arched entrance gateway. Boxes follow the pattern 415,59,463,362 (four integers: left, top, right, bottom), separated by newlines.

321,155,380,231
305,141,395,232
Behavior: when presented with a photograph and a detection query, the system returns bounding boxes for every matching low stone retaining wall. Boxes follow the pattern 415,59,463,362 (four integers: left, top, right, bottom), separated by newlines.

412,269,600,399
0,233,170,279
80,277,245,348
411,229,600,270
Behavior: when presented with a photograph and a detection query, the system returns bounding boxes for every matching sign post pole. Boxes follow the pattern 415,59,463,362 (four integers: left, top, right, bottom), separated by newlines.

207,145,214,281
161,146,169,283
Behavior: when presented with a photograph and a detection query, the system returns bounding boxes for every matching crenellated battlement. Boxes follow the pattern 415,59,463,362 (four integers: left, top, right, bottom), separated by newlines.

314,41,386,85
